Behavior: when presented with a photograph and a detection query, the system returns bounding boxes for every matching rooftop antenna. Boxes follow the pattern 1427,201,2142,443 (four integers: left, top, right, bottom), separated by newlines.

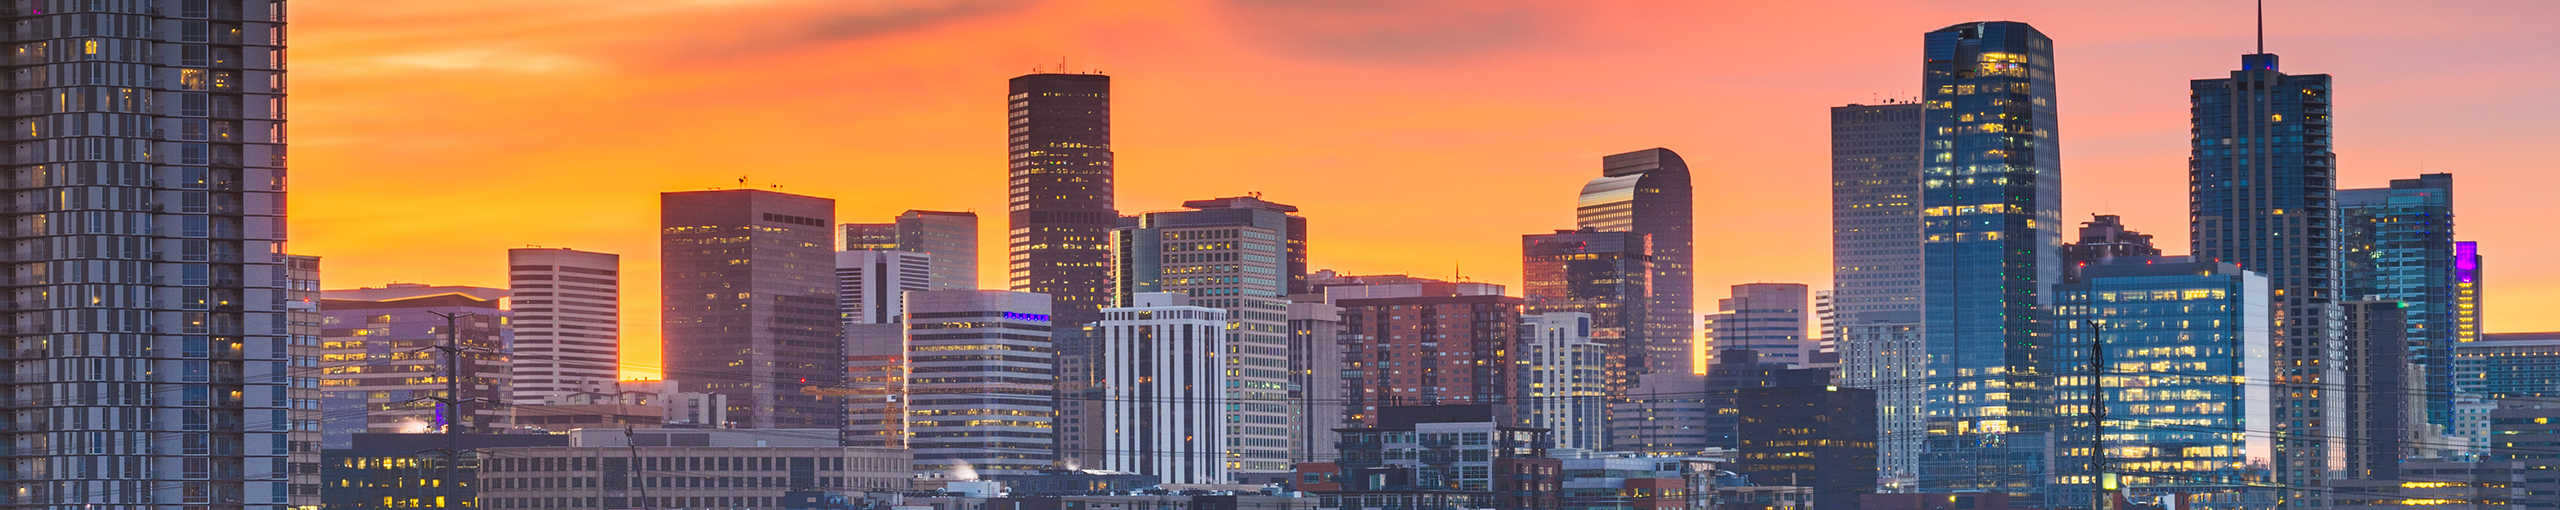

2256,0,2265,54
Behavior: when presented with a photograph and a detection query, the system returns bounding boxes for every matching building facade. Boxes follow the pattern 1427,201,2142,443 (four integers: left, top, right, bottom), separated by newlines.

837,249,933,325
475,428,911,510
844,210,978,291
1576,148,1694,377
1917,20,2062,499
2059,215,2159,284
1333,281,1522,426
843,323,908,448
2054,257,2277,508
1738,385,1878,510
1520,312,1612,452
906,290,1056,479
1111,196,1305,474
285,256,325,504
2342,301,2419,481
661,189,843,429
1289,296,1348,464
1830,102,1928,322
506,248,621,405
0,2,297,507
1298,405,1560,510
1098,293,1230,483
1839,315,1923,490
317,285,513,448
1704,283,1812,367
1522,228,1652,391
321,433,570,510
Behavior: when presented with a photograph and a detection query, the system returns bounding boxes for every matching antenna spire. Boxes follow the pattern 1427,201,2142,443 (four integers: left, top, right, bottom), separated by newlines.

2256,0,2265,54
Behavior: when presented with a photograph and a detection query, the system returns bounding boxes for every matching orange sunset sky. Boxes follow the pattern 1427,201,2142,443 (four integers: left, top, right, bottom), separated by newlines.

290,1,2560,379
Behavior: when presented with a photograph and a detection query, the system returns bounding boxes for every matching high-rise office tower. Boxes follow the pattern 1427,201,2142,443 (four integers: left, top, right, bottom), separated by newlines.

2054,257,2278,508
2456,241,2482,345
2059,215,2159,284
285,256,325,504
836,250,932,325
507,248,622,405
2191,45,2346,491
1098,293,1230,484
1917,20,2061,499
0,2,296,507
2343,301,2418,482
1288,295,1347,464
1332,279,1522,426
1521,228,1652,390
317,285,514,448
2342,173,2457,434
661,190,843,429
905,290,1055,479
1011,72,1115,471
1577,148,1694,376
1830,102,1927,320
1111,195,1304,474
843,323,908,449
1704,283,1813,367
1519,312,1611,452
1831,100,1927,492
843,210,979,290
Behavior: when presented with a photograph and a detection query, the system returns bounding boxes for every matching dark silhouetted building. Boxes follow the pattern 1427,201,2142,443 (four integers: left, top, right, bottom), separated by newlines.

1739,385,1878,510
1917,21,2061,501
323,433,569,510
661,189,843,429
2059,215,2159,284
2343,301,2418,482
1578,148,1694,377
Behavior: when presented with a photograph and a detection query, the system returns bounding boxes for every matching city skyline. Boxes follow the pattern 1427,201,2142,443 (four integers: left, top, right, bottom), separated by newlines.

291,2,2560,378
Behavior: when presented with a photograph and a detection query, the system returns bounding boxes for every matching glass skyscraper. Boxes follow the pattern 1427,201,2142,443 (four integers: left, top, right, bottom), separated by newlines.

2054,258,2277,508
1917,20,2061,500
1522,228,1651,392
2341,173,2456,435
1577,148,1693,377
661,190,843,429
2189,49,2345,492
0,2,308,507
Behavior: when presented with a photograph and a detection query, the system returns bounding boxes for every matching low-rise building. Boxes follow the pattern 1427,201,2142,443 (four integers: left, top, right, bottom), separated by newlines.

1296,405,1559,510
321,433,569,510
475,428,911,510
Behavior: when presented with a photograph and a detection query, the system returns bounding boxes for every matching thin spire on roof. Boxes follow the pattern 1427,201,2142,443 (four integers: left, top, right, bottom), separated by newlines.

2257,0,2265,54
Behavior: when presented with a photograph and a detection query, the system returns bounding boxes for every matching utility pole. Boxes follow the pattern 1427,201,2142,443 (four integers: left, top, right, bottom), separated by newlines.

412,310,487,507
2089,318,2110,510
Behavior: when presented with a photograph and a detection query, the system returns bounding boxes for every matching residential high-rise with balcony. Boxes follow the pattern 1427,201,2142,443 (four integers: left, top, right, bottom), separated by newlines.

1917,20,2061,500
507,248,622,405
2191,47,2346,492
1518,312,1610,452
661,189,842,429
0,2,300,507
1110,195,1304,474
1577,148,1693,376
2343,173,2457,435
842,210,978,290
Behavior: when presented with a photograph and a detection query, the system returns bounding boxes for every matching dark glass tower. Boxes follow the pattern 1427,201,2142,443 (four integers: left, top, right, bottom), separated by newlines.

661,190,843,429
1916,21,2060,501
2342,174,2457,435
0,2,309,507
2190,49,2345,492
1578,149,1693,377
1008,73,1116,328
1522,228,1653,393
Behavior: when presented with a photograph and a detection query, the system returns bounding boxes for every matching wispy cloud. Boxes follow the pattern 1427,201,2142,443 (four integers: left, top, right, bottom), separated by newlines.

306,48,598,78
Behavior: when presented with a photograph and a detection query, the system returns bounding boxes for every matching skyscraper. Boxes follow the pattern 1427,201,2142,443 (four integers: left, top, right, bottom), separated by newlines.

2342,300,2417,482
507,248,622,405
1111,195,1305,474
317,285,514,448
2059,215,2159,284
1008,72,1117,330
285,256,325,504
1704,283,1813,367
843,210,979,290
2456,241,2482,345
1521,228,1652,390
1917,20,2061,499
1830,102,1927,320
1288,294,1348,464
2054,257,2278,508
905,290,1055,479
661,189,843,429
2191,45,2346,491
1738,385,1880,510
1098,293,1230,484
835,250,932,325
1831,100,1927,492
1332,279,1521,426
2343,173,2457,434
1577,148,1694,376
0,2,297,507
